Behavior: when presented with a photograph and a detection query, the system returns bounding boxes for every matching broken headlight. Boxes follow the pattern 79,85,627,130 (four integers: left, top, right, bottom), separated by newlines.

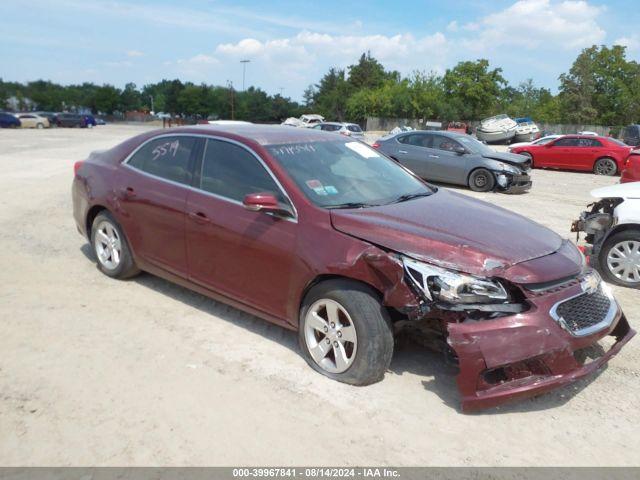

402,256,510,304
496,162,521,174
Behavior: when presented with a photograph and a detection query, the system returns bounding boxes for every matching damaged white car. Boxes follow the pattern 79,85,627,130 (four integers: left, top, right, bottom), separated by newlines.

572,182,640,288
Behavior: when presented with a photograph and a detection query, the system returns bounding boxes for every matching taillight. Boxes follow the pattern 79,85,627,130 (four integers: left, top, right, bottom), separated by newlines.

372,142,380,149
74,161,84,175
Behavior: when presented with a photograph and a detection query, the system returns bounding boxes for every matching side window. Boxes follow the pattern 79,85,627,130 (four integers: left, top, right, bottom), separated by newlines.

200,139,284,203
431,135,462,153
398,134,429,147
553,138,579,147
127,136,197,185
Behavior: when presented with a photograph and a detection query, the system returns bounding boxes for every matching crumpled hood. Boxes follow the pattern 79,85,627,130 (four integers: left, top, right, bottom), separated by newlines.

330,189,577,282
482,151,531,166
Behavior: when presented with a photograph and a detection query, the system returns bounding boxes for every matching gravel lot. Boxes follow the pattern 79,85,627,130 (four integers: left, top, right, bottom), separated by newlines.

1,125,638,466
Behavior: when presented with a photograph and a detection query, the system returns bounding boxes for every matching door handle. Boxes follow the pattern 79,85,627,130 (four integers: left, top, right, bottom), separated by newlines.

398,150,408,154
429,154,440,158
188,211,210,225
120,187,136,199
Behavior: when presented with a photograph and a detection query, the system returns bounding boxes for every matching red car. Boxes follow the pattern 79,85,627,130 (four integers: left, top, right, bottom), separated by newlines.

621,150,640,183
72,125,634,411
510,135,632,176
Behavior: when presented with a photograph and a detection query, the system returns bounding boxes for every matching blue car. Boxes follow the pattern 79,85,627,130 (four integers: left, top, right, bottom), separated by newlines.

0,112,21,128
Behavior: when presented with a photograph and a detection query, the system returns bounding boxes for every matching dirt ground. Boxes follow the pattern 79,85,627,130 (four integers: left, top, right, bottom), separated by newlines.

0,124,638,466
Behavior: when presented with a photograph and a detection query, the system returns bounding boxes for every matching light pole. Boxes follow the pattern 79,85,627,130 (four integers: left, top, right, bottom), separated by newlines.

240,59,250,91
149,95,154,114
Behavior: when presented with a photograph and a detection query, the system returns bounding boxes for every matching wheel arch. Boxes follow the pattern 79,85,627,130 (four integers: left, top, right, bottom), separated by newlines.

595,223,640,254
299,274,384,309
85,204,109,236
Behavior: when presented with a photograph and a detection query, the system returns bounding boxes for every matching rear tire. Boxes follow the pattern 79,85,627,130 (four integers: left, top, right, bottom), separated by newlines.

90,211,140,279
298,279,394,386
594,157,617,176
36,123,44,129
598,230,640,288
468,168,496,192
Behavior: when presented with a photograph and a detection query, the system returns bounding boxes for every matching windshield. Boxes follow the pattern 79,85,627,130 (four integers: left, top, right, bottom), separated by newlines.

267,140,434,208
533,136,558,145
455,135,496,155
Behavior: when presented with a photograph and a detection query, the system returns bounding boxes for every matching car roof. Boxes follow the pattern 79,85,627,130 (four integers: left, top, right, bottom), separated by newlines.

395,129,465,139
150,124,343,146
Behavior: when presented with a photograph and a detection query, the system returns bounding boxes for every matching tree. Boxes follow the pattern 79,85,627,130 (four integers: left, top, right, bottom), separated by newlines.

559,45,640,125
94,85,121,114
313,68,352,120
443,59,507,119
120,82,142,112
347,52,397,90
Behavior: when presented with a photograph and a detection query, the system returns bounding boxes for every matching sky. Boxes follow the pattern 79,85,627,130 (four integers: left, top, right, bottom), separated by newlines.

2,0,640,100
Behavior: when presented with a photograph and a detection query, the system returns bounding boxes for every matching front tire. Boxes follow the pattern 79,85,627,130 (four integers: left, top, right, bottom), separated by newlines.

594,157,617,176
90,212,140,279
468,168,496,192
298,279,394,385
598,230,640,288
36,123,44,129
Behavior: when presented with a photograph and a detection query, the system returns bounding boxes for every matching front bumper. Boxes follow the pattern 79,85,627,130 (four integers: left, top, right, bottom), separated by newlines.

497,172,532,194
447,279,635,411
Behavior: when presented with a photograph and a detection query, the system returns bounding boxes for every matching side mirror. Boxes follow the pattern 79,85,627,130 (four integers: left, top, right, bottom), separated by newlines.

453,146,467,155
243,192,294,218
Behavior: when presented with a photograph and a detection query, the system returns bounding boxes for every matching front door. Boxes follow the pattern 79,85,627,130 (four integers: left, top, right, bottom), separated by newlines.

425,134,470,184
185,138,297,320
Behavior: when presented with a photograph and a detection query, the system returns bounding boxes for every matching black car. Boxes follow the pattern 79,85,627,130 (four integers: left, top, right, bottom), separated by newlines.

35,111,59,126
0,112,21,128
57,113,96,128
374,130,532,193
622,125,640,146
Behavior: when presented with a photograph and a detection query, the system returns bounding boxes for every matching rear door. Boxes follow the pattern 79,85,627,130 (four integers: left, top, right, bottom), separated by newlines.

555,137,595,170
117,134,202,277
185,138,297,319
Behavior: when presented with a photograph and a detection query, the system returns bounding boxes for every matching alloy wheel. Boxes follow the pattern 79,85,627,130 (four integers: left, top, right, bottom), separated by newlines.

94,220,122,270
304,299,357,374
595,159,616,176
606,240,640,284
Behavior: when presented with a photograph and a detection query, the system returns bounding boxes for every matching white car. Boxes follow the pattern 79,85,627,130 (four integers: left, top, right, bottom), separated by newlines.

578,131,599,136
282,114,325,128
508,134,563,151
15,113,50,129
311,122,364,139
572,182,640,288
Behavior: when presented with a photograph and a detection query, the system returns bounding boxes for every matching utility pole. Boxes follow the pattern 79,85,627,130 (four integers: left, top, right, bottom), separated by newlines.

227,81,235,120
240,59,250,91
278,87,284,96
149,95,154,114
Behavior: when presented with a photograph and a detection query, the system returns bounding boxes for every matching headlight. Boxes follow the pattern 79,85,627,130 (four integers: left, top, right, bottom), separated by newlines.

403,257,510,304
497,162,520,174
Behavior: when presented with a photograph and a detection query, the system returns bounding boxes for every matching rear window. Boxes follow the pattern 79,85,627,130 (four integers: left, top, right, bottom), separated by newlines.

608,138,627,147
126,135,197,185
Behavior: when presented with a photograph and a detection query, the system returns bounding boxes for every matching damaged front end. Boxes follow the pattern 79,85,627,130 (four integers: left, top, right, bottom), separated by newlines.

571,197,621,259
391,253,635,412
493,165,532,194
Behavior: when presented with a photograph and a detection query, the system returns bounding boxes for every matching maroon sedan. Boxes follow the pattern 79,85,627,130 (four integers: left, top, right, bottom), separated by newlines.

72,125,634,411
510,135,631,175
